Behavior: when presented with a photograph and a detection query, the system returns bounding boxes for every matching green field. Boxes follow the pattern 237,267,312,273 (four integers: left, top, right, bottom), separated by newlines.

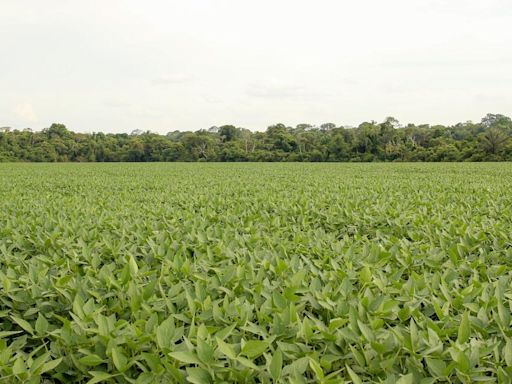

1,163,512,383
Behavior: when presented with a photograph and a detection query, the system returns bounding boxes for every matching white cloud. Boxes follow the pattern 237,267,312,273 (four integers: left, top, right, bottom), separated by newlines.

14,103,38,123
202,95,223,104
104,99,132,108
151,73,193,86
246,80,305,99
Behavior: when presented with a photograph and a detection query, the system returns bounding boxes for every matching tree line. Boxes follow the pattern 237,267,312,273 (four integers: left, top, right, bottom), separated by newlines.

1,114,511,162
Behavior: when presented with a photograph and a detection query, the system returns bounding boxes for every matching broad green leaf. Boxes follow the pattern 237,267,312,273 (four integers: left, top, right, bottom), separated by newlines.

269,348,283,380
425,358,446,377
128,255,139,276
11,316,34,335
357,320,374,342
216,337,237,359
35,314,49,335
309,358,324,380
13,357,26,375
142,352,164,373
0,330,22,338
197,339,214,364
79,354,104,366
236,356,259,370
186,367,212,384
169,351,202,365
504,339,512,366
457,311,470,344
30,352,51,374
87,371,115,384
112,347,128,371
346,365,363,384
156,318,175,350
40,358,63,374
283,357,309,377
241,340,269,358
396,373,414,384
359,266,372,284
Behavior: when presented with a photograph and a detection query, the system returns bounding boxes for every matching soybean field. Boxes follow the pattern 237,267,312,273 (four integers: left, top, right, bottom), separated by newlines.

1,163,512,383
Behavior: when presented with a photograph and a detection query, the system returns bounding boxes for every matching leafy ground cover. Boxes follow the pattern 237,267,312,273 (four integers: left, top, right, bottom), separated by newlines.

0,163,511,383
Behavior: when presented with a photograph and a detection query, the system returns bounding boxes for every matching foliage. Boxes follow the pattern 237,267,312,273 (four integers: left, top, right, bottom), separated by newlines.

1,114,512,162
0,163,512,383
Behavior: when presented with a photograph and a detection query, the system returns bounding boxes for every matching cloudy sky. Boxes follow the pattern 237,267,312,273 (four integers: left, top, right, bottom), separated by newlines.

1,0,511,133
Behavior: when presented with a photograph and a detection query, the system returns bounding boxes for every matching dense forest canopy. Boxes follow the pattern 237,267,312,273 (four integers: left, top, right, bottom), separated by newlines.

1,113,511,162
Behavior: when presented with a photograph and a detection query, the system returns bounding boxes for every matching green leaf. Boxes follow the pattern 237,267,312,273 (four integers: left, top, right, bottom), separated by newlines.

40,357,63,374
143,279,157,300
272,291,287,309
457,311,470,344
396,373,414,384
504,339,512,366
496,288,510,327
35,314,49,335
346,365,363,384
156,318,175,350
142,352,164,373
453,349,470,374
269,348,283,380
409,318,418,348
197,339,214,364
357,320,374,342
30,352,51,374
216,337,237,359
236,356,259,370
309,358,324,380
283,356,309,377
11,316,34,335
426,358,446,378
136,372,156,384
349,345,366,366
359,266,372,284
169,351,202,365
13,357,26,375
79,354,104,366
0,330,22,338
112,347,128,371
186,367,212,384
87,371,115,384
241,340,268,358
128,255,139,276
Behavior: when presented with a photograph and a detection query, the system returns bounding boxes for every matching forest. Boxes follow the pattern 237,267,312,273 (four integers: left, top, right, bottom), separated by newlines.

1,113,511,162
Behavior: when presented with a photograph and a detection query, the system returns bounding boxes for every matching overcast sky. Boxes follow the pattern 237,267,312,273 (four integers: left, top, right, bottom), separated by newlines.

1,0,511,133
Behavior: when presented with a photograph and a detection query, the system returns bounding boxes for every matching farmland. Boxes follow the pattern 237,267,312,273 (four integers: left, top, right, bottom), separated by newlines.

1,163,512,383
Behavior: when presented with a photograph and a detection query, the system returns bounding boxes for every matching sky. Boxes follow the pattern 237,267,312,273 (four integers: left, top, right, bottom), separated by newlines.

1,0,511,133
